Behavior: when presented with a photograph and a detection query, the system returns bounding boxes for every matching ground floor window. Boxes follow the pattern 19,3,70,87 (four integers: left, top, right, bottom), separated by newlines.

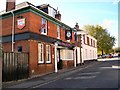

60,49,73,60
46,45,51,63
38,43,44,64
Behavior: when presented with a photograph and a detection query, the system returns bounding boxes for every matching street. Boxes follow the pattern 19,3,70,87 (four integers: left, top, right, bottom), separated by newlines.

2,58,120,90
32,59,120,89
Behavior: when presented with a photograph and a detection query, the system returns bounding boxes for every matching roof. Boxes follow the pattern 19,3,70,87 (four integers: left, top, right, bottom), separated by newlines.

0,2,30,15
76,29,97,41
36,4,57,12
0,1,76,32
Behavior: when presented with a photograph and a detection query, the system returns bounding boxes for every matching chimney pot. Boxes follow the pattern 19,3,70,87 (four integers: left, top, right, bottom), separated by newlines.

75,22,79,30
55,11,61,21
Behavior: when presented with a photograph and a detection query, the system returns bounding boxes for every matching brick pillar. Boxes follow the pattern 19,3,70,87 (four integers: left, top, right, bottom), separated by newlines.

6,0,15,12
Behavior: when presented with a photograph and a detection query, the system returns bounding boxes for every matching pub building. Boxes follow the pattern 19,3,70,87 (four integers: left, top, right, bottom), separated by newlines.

1,0,76,77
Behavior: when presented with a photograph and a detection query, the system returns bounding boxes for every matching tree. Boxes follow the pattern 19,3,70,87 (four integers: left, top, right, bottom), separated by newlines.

83,25,116,55
113,47,120,53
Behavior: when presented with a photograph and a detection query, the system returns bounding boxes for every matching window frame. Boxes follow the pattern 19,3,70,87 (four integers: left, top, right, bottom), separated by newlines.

41,18,47,35
57,25,60,39
38,43,44,64
46,45,51,63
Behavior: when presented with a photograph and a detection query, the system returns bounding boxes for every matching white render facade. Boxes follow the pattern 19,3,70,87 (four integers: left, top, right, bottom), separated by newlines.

76,30,97,65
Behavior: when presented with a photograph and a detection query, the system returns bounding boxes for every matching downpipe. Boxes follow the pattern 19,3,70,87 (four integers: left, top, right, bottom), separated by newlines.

11,11,15,52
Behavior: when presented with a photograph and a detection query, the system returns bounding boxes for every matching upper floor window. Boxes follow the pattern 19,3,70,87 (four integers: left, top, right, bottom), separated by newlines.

95,41,97,47
48,7,56,18
83,35,85,44
74,32,77,41
93,40,95,47
87,37,89,45
38,43,44,64
46,45,51,63
57,25,60,39
41,18,47,35
91,39,93,46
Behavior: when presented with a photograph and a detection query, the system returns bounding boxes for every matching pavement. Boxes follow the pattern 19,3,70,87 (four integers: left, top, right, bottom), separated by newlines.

98,57,120,61
2,60,99,89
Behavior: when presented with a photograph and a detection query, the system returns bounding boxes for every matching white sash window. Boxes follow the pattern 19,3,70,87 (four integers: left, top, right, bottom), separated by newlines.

38,43,44,63
57,25,60,39
46,45,51,63
41,18,47,35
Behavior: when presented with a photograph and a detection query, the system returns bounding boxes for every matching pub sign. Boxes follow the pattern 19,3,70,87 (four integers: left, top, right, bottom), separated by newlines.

17,18,25,29
65,30,72,40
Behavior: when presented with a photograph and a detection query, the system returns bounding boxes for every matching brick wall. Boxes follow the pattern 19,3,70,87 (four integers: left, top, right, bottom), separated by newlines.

29,40,55,76
62,60,74,69
2,12,30,36
2,40,55,76
29,12,75,43
2,40,29,52
2,10,75,77
2,11,75,44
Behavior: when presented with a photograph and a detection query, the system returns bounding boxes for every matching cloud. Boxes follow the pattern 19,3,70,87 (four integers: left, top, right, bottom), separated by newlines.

101,19,117,29
113,0,120,4
101,19,118,47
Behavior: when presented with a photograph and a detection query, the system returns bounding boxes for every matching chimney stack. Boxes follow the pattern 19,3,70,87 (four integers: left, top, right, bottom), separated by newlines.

55,11,61,21
6,0,16,12
75,23,79,30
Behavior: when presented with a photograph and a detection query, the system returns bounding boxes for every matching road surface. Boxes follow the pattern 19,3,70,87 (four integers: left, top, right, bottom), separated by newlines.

32,59,120,89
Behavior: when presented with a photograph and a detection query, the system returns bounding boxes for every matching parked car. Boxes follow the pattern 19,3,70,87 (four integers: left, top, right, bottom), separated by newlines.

101,54,107,58
97,54,102,59
107,54,113,58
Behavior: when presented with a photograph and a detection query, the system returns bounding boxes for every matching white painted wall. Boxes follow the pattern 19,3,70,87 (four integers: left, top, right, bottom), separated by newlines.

77,30,97,63
82,44,97,61
77,47,80,64
82,35,97,62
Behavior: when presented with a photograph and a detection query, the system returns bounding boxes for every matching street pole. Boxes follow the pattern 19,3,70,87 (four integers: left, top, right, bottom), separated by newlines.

54,42,58,73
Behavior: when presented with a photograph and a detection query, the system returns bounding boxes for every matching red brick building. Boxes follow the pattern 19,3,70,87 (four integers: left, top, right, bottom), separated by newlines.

1,1,76,77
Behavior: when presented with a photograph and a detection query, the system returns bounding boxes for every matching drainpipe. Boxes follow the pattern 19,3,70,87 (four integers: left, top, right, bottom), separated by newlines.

11,11,15,52
54,42,58,72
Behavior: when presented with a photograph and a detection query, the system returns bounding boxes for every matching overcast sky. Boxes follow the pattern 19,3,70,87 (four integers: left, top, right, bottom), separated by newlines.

0,0,119,47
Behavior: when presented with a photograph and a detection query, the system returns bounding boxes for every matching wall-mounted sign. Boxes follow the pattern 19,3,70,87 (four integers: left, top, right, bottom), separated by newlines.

57,41,75,49
65,30,72,40
17,18,25,29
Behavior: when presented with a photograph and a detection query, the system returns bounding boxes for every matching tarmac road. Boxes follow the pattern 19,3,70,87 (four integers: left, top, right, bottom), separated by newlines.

2,58,120,90
33,59,120,89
